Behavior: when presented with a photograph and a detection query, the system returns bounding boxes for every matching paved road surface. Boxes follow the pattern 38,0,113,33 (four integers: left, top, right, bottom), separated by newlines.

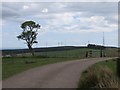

3,57,115,88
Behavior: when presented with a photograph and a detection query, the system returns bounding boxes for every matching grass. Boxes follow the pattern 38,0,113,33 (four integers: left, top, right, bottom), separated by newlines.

21,48,92,58
2,56,80,80
17,48,118,58
90,59,117,74
2,47,118,80
78,59,119,88
2,48,100,80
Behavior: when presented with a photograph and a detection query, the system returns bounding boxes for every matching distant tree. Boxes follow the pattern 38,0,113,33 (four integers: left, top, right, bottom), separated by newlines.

17,21,40,56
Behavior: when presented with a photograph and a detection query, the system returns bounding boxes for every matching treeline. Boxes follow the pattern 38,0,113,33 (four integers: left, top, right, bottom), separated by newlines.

87,44,117,49
87,44,105,49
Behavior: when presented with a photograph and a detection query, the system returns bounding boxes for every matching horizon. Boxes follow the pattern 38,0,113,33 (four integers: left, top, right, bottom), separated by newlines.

1,44,118,50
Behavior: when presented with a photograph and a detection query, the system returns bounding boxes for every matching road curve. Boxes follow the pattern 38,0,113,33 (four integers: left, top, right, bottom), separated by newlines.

3,57,116,88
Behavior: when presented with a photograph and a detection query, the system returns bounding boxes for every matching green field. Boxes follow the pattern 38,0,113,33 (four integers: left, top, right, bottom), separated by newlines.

35,48,91,58
3,57,79,80
2,48,118,80
15,47,118,58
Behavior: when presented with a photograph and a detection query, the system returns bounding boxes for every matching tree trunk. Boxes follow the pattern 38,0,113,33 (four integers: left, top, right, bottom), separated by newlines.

28,44,34,56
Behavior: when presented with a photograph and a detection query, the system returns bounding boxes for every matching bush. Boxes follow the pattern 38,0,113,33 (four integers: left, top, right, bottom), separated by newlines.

78,66,119,88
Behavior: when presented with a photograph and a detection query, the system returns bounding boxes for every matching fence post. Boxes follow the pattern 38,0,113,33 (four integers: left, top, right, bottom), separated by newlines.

100,50,102,57
86,51,88,58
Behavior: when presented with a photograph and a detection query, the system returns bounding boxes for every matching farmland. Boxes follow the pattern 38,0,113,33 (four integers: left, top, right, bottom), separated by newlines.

2,46,118,58
2,46,118,80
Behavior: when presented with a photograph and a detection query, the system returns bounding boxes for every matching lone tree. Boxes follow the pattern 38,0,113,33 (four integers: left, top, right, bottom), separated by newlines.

17,21,40,56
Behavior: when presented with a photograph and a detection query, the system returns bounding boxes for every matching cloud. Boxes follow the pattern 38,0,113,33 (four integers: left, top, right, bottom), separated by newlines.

39,11,117,34
2,6,26,23
42,8,48,13
2,2,118,34
2,2,117,15
1,0,119,2
23,5,29,9
0,19,5,26
2,7,20,19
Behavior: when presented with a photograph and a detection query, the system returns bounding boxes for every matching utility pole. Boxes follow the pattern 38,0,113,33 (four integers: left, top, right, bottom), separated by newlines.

58,42,60,47
102,32,105,57
65,41,66,46
103,32,105,46
88,41,90,45
45,41,48,57
46,42,48,48
61,41,63,46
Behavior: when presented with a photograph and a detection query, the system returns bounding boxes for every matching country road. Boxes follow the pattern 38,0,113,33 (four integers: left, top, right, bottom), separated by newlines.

2,57,116,88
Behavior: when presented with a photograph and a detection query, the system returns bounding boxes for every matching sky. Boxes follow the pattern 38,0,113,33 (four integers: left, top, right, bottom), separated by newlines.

1,1,119,49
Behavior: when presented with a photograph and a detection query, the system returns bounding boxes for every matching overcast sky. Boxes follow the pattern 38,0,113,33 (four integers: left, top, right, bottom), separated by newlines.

1,1,118,49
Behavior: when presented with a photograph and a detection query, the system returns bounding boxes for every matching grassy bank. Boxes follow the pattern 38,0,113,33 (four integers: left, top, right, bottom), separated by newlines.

78,59,119,88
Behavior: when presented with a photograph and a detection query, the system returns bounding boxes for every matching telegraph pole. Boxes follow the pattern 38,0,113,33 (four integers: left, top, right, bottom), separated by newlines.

103,32,105,46
45,41,48,57
46,42,48,48
102,32,105,57
58,42,60,47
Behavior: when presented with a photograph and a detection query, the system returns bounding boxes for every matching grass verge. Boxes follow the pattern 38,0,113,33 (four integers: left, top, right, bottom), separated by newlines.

78,59,119,88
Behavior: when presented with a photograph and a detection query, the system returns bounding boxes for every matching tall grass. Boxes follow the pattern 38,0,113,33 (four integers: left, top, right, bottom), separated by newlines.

78,66,119,88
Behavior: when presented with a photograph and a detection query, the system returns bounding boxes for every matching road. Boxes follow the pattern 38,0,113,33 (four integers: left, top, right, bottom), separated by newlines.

2,57,115,88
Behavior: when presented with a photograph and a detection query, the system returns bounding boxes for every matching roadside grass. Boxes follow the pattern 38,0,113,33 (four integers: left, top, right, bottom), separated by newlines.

90,59,117,75
78,59,119,88
2,56,80,80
